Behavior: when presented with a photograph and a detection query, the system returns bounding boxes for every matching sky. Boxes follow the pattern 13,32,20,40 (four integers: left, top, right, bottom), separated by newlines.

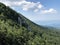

0,0,60,27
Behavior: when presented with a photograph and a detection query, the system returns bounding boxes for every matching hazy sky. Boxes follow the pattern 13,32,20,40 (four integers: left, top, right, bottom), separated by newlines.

0,0,60,26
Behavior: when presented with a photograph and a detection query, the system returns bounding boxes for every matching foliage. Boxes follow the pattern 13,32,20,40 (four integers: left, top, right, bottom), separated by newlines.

0,2,60,45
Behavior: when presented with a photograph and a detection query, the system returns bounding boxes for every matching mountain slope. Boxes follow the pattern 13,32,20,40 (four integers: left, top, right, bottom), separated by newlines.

0,2,60,45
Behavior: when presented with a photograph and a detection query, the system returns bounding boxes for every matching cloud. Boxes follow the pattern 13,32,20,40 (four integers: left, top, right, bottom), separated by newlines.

0,0,43,11
21,1,36,11
0,0,24,6
34,9,39,12
0,0,57,14
8,0,25,1
41,8,57,14
37,3,43,9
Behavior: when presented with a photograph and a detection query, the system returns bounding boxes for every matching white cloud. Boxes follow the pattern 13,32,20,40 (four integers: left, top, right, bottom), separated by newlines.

37,3,43,9
0,0,43,11
0,0,57,14
34,9,39,12
8,0,25,1
41,8,57,14
21,1,36,11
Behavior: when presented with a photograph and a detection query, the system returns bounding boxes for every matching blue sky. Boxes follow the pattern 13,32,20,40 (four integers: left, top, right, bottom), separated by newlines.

0,0,60,27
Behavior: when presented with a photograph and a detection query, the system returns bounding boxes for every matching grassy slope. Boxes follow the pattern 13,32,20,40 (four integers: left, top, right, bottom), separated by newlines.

0,2,60,45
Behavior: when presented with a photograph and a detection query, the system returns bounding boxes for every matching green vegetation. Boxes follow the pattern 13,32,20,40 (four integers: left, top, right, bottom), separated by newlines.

0,2,60,45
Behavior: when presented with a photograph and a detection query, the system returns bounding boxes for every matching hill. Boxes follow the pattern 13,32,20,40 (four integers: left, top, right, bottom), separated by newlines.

0,2,60,45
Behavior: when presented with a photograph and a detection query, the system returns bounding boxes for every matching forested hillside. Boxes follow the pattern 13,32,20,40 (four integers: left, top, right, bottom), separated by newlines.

0,3,60,45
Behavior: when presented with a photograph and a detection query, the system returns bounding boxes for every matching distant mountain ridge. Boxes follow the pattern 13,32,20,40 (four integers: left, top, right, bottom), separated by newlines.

36,21,60,28
0,2,60,45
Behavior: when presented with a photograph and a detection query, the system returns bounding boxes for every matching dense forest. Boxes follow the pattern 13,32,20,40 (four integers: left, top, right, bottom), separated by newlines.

0,3,60,45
